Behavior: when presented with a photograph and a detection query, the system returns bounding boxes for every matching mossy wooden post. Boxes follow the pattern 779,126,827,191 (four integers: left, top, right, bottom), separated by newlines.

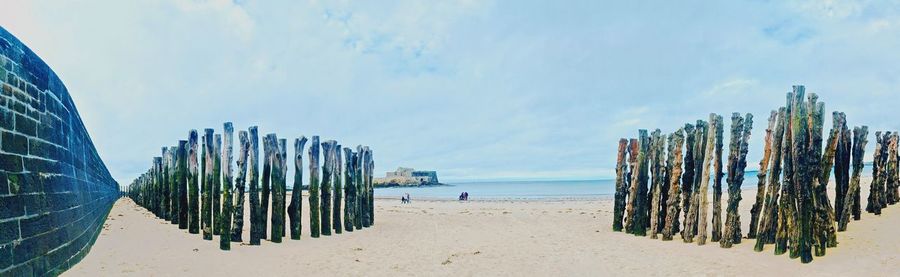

680,124,695,237
271,136,286,242
177,140,189,230
232,131,250,242
248,127,261,245
613,138,630,231
661,129,683,240
162,147,171,222
279,139,288,236
213,135,222,235
343,148,355,232
289,136,308,240
889,133,900,205
261,134,272,239
755,108,786,251
838,126,868,231
788,88,813,262
834,116,851,223
353,149,363,230
711,115,725,242
697,114,719,245
818,113,842,248
366,147,375,225
805,95,826,258
334,143,344,234
722,113,752,248
202,129,214,240
631,130,650,236
220,122,234,250
321,140,335,235
169,146,178,225
188,130,200,234
684,122,707,242
748,111,776,239
868,132,885,215
308,136,321,237
649,130,664,239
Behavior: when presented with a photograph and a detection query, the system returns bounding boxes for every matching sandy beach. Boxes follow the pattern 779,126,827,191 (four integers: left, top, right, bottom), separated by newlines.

65,177,899,276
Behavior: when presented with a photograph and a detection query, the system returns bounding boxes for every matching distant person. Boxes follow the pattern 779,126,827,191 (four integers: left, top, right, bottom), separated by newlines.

459,192,465,201
464,192,469,201
405,193,411,203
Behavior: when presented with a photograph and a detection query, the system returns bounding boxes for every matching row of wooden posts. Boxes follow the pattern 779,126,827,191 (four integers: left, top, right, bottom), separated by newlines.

125,122,376,250
611,85,899,263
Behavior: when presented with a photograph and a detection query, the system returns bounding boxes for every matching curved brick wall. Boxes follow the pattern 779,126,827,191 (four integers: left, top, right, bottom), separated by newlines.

0,27,119,276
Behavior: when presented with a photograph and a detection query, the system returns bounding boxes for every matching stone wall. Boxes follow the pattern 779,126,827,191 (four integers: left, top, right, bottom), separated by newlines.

0,27,119,276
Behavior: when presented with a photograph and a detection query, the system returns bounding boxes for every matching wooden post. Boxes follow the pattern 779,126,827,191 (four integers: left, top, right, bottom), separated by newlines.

248,127,260,245
261,134,272,240
162,147,171,222
177,140,189,230
889,133,900,205
817,113,842,248
838,126,868,231
711,115,724,242
213,135,222,235
868,132,885,215
775,93,796,256
631,130,650,237
220,122,234,250
279,139,288,237
366,147,375,226
790,89,813,262
722,113,752,248
289,137,308,240
271,136,286,242
309,136,321,237
649,130,665,239
624,138,640,234
697,114,719,245
613,138,630,232
232,131,249,242
748,111,777,239
661,129,683,241
321,140,335,235
169,146,178,225
343,148,355,232
188,131,200,234
334,143,343,234
202,129,214,240
684,122,707,242
680,124,695,238
353,149,363,230
834,115,851,224
755,108,787,251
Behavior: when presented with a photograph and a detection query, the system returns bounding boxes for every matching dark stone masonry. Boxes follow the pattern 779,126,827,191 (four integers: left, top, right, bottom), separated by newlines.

0,27,119,276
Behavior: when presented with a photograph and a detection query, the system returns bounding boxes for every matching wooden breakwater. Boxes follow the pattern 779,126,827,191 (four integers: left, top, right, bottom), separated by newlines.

125,123,376,250
610,85,898,263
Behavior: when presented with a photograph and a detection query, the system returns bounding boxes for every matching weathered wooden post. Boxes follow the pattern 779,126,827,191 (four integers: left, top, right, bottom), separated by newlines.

775,93,796,256
343,148,355,232
261,134,272,240
169,146,178,225
366,147,375,225
649,130,664,239
755,108,786,251
177,140,189,230
289,136,308,240
334,143,344,234
613,139,630,232
220,122,234,250
722,113,752,248
838,126,868,231
232,131,250,242
202,129,214,240
279,139,288,237
353,149,363,230
632,130,650,237
834,116,851,224
162,147,171,222
698,114,719,245
321,140,335,235
684,122,707,242
812,110,840,256
710,115,725,242
213,135,222,235
748,111,777,239
188,130,200,234
624,138,639,234
680,124,695,237
248,127,261,245
661,129,683,240
789,89,813,262
309,136,321,237
270,135,286,242
889,133,900,205
868,132,885,215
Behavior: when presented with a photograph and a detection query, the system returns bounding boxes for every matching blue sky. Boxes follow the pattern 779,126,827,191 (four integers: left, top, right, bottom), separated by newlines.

2,0,900,183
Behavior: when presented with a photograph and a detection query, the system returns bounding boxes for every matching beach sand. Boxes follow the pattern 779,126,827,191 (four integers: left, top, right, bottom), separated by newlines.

65,177,899,276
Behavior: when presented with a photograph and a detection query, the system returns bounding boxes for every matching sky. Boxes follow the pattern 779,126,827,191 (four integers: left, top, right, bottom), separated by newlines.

1,0,900,184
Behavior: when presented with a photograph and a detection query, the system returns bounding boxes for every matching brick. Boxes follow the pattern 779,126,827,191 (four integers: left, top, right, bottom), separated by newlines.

0,243,12,269
19,213,51,238
0,153,23,172
2,131,27,155
0,172,7,195
11,99,25,113
0,195,24,218
27,139,53,159
0,219,18,243
15,113,36,136
1,83,11,97
0,106,13,130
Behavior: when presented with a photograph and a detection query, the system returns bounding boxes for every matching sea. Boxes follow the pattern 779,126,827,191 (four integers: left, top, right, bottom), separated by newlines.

376,165,874,200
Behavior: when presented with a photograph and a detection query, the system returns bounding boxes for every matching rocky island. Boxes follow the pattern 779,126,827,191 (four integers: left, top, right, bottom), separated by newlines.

374,167,447,187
